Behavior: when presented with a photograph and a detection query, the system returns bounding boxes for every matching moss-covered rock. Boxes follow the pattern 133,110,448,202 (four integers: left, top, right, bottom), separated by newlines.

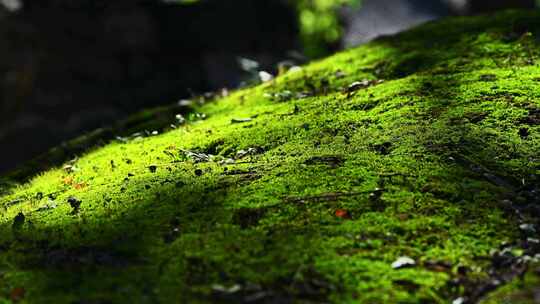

479,262,540,304
1,10,539,303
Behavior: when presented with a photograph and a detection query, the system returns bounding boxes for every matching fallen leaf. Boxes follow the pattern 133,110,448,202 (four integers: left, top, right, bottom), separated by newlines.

452,297,466,304
392,256,416,269
73,182,87,190
520,223,536,233
212,284,242,294
175,114,186,125
231,118,252,124
181,150,212,163
63,164,78,173
335,209,350,219
235,147,260,159
63,176,74,185
259,71,274,82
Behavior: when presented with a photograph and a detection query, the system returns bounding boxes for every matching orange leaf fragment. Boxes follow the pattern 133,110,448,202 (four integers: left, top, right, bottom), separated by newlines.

63,176,74,185
335,209,350,219
73,182,87,190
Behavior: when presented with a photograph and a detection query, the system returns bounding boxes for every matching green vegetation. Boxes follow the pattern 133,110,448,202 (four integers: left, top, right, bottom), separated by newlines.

0,10,539,303
295,0,361,58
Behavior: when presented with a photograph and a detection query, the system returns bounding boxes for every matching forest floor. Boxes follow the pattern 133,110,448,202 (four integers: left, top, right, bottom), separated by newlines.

0,9,539,304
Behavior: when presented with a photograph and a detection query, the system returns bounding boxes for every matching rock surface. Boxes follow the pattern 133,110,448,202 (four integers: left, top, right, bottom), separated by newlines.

0,10,539,303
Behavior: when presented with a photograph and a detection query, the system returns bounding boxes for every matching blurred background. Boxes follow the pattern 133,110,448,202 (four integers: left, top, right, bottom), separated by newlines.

0,0,537,173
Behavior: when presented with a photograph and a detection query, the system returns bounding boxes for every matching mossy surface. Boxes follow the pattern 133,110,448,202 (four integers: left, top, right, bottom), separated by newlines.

0,10,539,303
479,262,540,304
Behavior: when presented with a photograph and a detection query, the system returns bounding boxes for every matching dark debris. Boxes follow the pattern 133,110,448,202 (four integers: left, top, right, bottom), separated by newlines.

68,196,82,215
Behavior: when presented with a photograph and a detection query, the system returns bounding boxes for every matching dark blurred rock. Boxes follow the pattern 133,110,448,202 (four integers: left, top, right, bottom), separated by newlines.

0,0,299,173
466,0,535,14
342,0,536,47
341,0,452,47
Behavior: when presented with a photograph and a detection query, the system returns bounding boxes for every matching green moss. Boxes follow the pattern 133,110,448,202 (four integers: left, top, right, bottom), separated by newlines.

1,10,539,303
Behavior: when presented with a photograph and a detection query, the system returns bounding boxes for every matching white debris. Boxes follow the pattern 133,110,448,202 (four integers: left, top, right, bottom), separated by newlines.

287,66,303,74
519,223,536,233
178,99,192,106
238,57,259,72
175,114,186,124
235,147,259,159
259,71,274,82
211,284,242,294
391,256,416,269
452,297,466,304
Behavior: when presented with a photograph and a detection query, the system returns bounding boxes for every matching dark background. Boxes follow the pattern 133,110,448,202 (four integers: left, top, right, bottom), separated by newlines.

0,0,536,173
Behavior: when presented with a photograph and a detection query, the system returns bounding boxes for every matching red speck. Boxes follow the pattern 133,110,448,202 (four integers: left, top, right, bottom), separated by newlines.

335,209,350,219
